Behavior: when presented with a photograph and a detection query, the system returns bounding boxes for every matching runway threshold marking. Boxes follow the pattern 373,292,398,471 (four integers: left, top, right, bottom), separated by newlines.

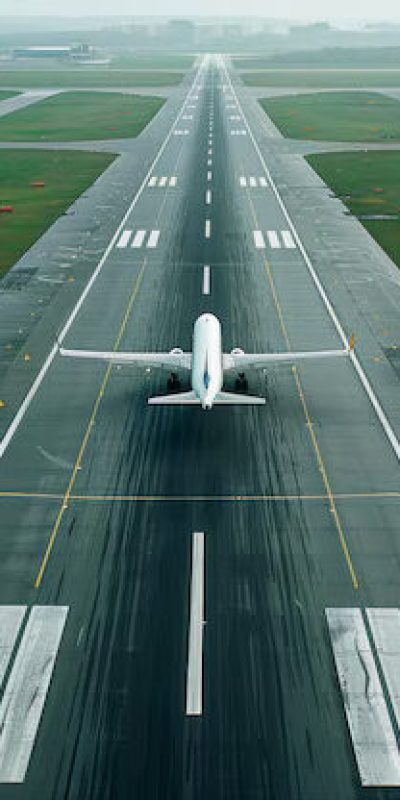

244,177,359,590
221,58,400,464
34,259,147,589
0,57,206,462
186,532,205,716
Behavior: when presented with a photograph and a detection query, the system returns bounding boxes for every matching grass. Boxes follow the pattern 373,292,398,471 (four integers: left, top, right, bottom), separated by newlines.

0,91,165,141
0,149,116,276
243,70,400,88
0,70,184,88
110,54,195,70
260,92,400,142
306,151,400,268
234,47,400,70
0,91,19,101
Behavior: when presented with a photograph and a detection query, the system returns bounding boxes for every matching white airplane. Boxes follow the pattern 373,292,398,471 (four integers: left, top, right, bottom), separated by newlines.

60,313,354,410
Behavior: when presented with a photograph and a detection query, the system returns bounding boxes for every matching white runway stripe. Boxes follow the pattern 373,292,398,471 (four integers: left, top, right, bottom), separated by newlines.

267,231,281,249
131,230,146,248
147,230,160,249
205,220,211,239
202,266,210,295
249,177,257,187
281,230,296,249
240,177,247,187
169,176,177,187
159,176,168,187
206,190,212,205
259,177,268,187
0,606,69,783
185,533,205,716
116,230,132,249
253,230,265,249
148,176,157,187
207,171,212,182
0,606,26,688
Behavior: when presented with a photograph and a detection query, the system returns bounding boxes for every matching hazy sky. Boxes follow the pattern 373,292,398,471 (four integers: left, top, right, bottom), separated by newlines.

1,0,400,20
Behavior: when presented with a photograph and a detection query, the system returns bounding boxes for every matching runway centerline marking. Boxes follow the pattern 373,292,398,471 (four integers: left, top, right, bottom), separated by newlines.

202,265,211,295
186,531,205,716
205,220,211,239
0,56,206,461
206,190,212,206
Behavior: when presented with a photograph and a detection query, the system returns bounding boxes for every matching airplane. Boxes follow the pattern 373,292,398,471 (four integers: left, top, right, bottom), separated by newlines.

60,313,354,410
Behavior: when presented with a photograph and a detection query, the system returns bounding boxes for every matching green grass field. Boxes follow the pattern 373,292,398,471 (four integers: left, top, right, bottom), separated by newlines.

260,92,400,142
0,91,19,101
0,150,116,276
306,151,400,268
243,70,400,88
0,70,184,88
110,54,195,69
0,91,165,141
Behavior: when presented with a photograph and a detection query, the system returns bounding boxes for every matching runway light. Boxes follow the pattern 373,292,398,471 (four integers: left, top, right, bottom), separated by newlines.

23,353,31,362
0,400,5,408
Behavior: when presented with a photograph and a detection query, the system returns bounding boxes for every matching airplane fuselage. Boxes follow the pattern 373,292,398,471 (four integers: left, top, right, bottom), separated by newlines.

192,313,223,409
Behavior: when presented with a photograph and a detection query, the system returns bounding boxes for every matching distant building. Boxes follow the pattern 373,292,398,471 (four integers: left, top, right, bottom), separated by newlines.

13,46,73,59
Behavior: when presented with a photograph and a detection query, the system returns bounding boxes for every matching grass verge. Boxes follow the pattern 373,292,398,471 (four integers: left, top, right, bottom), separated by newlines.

243,70,400,88
260,91,400,142
306,151,400,268
0,70,184,88
0,91,165,141
0,149,116,276
0,91,19,101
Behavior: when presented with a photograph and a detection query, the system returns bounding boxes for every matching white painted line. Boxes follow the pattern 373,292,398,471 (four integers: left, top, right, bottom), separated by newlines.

220,58,400,462
367,608,400,732
240,177,247,187
202,266,210,295
183,114,193,120
253,231,265,249
205,220,211,239
0,606,26,688
147,230,160,249
267,231,281,249
159,176,168,187
281,230,296,249
207,171,212,182
169,176,177,187
259,176,268,187
326,608,400,787
249,177,257,187
0,58,206,460
148,177,157,187
0,606,69,783
185,532,205,716
208,148,213,155
207,159,212,166
131,230,146,249
116,230,132,249
206,190,212,205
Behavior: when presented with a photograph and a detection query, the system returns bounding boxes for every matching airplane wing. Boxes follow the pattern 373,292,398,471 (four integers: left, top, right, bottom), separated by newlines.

223,337,353,372
59,347,191,372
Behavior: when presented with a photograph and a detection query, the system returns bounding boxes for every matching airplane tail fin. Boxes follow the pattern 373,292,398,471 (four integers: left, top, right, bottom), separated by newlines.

213,391,266,405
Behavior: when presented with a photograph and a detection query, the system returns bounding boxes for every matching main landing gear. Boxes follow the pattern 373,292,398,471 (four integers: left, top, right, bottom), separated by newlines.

167,372,181,392
235,372,248,392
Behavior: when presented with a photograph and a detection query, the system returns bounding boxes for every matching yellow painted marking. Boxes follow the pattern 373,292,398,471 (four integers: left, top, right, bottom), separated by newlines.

23,353,31,362
243,181,359,590
0,489,399,503
34,259,147,589
0,401,5,409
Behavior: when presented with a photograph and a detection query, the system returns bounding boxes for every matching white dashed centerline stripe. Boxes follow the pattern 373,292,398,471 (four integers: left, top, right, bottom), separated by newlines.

205,220,211,239
0,57,206,459
116,230,132,249
147,230,160,249
207,159,212,167
254,230,266,249
206,190,212,205
131,230,146,249
185,532,205,717
207,171,212,182
221,57,400,462
202,266,211,295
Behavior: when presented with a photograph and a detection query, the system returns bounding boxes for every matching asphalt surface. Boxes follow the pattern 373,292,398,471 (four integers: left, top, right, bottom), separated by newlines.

1,55,400,799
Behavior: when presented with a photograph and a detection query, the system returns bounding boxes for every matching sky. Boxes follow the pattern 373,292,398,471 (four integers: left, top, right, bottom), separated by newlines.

0,0,400,20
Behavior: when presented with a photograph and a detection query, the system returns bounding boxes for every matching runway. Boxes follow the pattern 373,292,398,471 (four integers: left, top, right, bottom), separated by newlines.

1,54,400,798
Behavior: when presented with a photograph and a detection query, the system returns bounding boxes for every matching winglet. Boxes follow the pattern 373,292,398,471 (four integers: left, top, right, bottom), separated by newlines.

348,334,355,352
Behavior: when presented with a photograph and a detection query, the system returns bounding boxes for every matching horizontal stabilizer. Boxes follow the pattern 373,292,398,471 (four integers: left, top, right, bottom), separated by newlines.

213,391,266,405
148,391,199,405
